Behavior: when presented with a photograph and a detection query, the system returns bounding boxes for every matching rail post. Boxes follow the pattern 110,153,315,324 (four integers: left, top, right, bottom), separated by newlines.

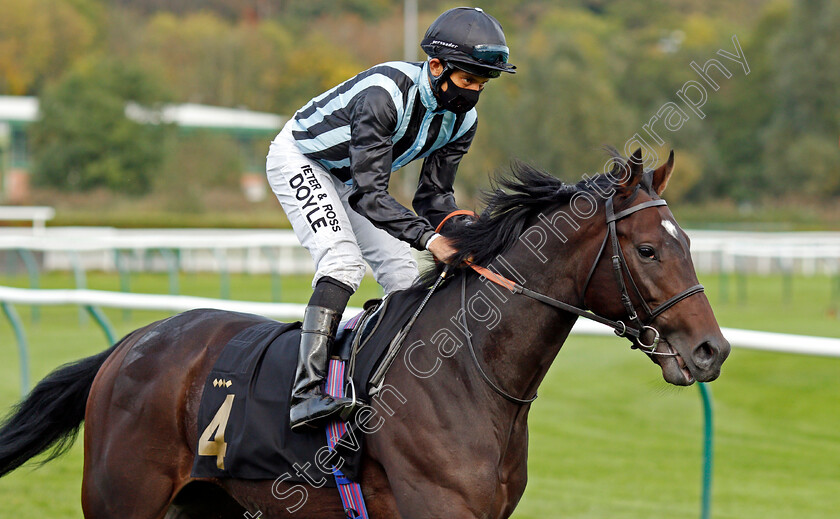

84,305,117,345
261,246,282,302
698,382,714,519
1,301,30,395
16,248,41,323
158,248,180,295
214,248,230,299
114,249,132,321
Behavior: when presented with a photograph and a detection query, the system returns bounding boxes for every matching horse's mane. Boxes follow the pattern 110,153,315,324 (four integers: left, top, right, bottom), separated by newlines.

416,154,623,288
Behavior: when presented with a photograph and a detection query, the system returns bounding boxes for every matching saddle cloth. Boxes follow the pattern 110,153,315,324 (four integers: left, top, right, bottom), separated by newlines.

190,287,428,485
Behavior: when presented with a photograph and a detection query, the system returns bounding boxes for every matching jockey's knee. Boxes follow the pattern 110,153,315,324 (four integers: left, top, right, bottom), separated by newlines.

313,247,367,293
375,261,420,294
313,263,366,293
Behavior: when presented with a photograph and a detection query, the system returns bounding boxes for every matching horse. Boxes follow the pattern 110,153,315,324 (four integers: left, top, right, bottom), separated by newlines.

0,149,729,518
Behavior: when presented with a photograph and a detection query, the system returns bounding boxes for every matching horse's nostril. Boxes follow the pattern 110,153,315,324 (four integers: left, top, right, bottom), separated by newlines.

693,341,717,368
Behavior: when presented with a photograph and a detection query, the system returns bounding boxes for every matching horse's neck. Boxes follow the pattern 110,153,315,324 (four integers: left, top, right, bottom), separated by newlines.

451,225,596,413
459,280,575,406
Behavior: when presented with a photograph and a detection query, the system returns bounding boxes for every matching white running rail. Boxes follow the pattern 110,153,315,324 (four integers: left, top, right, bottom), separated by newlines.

1,285,838,357
1,228,839,275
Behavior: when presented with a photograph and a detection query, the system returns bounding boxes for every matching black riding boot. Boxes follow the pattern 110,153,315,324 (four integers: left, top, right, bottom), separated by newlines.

289,279,355,432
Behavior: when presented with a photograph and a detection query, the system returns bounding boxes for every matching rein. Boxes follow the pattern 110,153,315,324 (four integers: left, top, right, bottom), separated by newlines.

450,194,704,365
402,196,705,406
460,274,538,405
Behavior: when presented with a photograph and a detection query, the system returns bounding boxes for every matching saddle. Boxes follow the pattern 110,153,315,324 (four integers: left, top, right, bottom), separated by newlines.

190,287,428,485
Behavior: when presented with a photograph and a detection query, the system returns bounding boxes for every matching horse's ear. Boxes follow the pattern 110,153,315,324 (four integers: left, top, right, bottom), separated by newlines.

652,150,675,195
618,148,644,194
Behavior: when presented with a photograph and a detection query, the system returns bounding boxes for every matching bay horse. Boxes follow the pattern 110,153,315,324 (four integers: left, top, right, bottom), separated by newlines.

0,150,729,518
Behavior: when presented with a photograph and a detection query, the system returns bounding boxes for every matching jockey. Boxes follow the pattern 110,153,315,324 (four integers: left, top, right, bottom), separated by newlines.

266,7,516,431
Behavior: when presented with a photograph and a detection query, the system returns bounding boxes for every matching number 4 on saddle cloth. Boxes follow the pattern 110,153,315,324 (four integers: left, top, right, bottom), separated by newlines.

190,288,428,490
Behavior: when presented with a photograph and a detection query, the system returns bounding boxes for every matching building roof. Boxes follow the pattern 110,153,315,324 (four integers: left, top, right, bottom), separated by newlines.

0,96,286,132
0,96,38,123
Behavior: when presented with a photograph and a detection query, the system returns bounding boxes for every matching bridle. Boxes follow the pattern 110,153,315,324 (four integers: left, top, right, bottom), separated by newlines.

579,196,705,353
446,193,705,404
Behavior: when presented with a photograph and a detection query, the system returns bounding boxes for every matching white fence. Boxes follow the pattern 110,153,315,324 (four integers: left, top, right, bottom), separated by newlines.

0,284,323,319
0,206,54,235
0,227,317,275
1,227,838,276
1,285,838,357
689,230,840,276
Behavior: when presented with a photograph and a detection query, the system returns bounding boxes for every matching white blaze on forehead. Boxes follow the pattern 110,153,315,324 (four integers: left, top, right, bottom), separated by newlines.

661,219,679,240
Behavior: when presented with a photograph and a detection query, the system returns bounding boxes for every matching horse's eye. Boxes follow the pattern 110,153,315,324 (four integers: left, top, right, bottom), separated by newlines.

637,245,657,260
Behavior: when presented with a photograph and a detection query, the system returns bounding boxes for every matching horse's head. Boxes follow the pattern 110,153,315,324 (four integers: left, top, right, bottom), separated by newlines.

436,151,729,387
583,149,730,385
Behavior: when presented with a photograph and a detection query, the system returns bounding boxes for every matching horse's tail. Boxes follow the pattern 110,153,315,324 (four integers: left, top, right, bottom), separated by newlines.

0,337,124,478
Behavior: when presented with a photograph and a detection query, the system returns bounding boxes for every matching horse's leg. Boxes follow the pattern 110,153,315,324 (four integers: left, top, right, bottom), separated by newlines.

81,326,192,518
365,422,510,519
82,311,259,518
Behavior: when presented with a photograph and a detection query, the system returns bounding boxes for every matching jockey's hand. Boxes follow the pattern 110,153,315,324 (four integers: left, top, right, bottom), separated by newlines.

427,235,459,264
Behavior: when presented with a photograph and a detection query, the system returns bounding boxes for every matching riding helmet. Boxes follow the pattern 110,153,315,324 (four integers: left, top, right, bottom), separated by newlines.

421,7,516,79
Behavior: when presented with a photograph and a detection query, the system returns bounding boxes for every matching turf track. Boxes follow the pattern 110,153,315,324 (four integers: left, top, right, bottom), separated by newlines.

0,272,837,518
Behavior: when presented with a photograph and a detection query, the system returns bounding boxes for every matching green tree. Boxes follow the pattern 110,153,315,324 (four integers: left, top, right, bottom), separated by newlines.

0,0,96,94
30,57,172,194
267,31,364,114
701,2,788,201
762,0,840,198
133,11,363,114
157,131,243,212
462,8,634,190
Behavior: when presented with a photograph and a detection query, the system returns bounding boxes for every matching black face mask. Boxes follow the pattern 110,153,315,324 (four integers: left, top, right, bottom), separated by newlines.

437,73,481,113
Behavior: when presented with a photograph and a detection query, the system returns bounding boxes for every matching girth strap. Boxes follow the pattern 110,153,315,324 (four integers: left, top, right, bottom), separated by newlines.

325,358,370,519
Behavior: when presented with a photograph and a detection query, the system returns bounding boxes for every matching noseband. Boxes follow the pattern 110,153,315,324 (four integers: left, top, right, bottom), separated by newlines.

434,196,705,405
579,196,705,354
468,194,705,356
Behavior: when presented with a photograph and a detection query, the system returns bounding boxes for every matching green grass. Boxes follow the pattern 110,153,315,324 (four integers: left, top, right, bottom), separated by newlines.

0,272,838,518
